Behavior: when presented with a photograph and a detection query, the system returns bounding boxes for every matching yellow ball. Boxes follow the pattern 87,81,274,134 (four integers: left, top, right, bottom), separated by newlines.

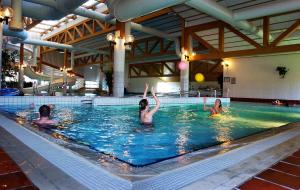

195,73,205,82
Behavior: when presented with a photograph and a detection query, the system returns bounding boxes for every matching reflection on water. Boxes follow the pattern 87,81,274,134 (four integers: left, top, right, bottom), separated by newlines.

1,102,300,166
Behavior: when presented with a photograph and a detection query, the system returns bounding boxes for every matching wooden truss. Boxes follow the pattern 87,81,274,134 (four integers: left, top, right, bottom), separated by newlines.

73,33,208,68
41,8,172,54
186,19,300,60
73,36,189,67
129,60,223,81
129,60,180,78
74,47,113,67
41,19,115,54
127,37,177,60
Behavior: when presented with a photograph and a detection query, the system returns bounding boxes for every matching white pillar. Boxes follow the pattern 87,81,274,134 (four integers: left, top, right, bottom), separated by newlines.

0,23,3,89
180,35,192,97
113,31,125,97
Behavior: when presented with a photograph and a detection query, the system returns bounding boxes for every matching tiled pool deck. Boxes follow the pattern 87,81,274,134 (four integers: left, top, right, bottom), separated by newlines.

0,96,300,190
0,147,38,189
235,149,300,190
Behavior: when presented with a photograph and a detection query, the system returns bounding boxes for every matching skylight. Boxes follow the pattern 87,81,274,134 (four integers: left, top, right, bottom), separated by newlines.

28,0,102,35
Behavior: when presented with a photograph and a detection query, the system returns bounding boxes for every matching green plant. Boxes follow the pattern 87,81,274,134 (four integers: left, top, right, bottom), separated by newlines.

104,71,113,96
2,50,18,87
276,66,288,78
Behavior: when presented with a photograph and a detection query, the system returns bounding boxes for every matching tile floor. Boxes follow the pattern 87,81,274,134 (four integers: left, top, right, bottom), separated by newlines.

0,148,38,190
236,149,300,190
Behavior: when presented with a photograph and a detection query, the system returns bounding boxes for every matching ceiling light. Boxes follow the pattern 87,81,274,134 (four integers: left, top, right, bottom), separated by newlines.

0,6,13,24
106,33,115,42
125,34,135,43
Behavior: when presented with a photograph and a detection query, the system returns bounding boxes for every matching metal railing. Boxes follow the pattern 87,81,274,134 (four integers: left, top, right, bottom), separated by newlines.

151,89,224,98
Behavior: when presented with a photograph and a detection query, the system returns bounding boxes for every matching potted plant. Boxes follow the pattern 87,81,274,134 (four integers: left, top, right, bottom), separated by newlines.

276,66,288,78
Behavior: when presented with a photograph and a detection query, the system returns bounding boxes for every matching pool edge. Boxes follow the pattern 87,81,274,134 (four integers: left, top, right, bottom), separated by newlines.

0,113,300,190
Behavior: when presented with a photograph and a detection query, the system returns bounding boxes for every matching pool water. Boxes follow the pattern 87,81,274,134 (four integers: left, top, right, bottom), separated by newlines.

1,102,300,166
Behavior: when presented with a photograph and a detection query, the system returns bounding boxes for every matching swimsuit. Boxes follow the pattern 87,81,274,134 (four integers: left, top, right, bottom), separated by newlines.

141,122,153,127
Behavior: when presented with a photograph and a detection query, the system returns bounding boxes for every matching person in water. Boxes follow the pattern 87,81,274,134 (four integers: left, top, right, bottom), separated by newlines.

139,83,160,125
203,97,223,115
272,99,283,105
34,105,57,126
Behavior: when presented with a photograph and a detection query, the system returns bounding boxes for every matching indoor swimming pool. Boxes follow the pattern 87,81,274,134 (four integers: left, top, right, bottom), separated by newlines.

1,102,300,166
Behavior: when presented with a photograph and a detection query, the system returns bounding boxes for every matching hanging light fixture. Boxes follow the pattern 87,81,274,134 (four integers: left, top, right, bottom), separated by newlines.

0,6,13,24
106,33,135,47
124,34,135,45
106,33,115,42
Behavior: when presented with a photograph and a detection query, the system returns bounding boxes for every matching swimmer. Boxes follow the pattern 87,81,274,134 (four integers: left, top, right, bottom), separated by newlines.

272,99,283,105
139,84,160,125
203,97,223,115
33,105,57,126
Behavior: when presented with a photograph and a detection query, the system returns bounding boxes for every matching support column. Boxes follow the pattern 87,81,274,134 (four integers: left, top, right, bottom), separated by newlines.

113,22,126,97
9,0,23,30
180,26,192,97
180,53,189,97
19,43,24,92
0,23,3,89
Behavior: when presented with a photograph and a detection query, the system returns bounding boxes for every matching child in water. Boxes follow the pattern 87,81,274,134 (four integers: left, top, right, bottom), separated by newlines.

139,83,160,125
203,97,223,115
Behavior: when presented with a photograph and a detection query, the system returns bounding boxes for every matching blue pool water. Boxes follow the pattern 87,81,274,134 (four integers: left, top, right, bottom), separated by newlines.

1,102,300,166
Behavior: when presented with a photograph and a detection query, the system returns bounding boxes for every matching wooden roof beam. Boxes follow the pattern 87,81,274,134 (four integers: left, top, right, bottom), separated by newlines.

271,19,300,47
193,44,300,60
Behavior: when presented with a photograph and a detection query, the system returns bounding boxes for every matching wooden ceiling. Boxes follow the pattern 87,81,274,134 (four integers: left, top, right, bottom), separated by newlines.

35,0,300,69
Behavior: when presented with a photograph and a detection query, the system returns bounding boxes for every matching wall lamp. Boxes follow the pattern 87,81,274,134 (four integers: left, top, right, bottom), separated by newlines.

60,66,71,72
106,33,135,47
183,51,196,61
0,6,13,24
221,61,229,68
106,33,116,45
